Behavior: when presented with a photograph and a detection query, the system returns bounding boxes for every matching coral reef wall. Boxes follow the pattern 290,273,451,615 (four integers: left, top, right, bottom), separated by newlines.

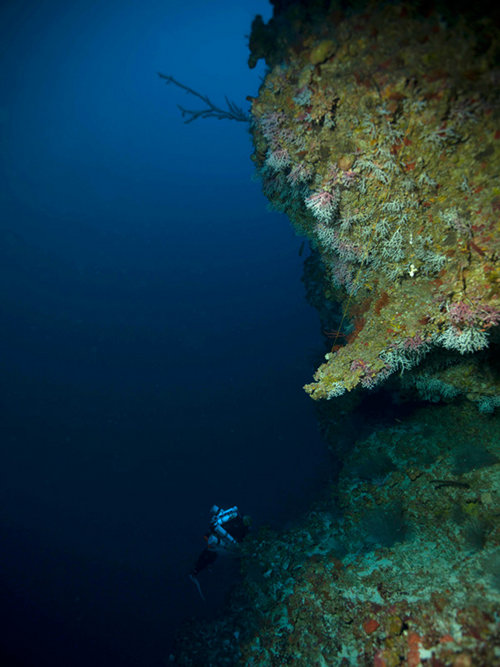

249,1,500,400
172,402,500,666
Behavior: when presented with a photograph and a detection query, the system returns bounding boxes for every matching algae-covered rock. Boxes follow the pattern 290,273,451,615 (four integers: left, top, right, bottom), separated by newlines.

309,39,336,65
249,2,500,400
173,401,500,666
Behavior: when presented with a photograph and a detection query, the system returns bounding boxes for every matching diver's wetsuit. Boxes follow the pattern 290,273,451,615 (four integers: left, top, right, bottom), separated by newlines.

191,507,249,576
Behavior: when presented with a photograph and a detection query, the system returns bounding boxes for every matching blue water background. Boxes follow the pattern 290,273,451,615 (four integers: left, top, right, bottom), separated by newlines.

0,2,330,664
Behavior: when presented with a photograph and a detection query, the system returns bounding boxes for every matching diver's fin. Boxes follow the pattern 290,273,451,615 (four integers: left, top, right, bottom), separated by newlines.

189,574,205,601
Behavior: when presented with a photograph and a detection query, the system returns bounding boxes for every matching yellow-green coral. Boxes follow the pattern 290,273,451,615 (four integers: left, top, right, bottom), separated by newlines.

250,3,500,400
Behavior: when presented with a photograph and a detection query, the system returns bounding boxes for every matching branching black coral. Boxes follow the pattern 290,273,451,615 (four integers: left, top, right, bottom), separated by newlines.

464,516,493,552
158,73,249,123
432,480,471,490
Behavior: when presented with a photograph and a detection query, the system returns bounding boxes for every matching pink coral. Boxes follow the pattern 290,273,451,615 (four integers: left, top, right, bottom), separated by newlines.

448,300,500,329
403,334,427,351
448,301,476,326
305,190,338,223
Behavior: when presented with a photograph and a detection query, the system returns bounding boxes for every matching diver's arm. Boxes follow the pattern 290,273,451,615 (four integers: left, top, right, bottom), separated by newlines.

213,524,238,545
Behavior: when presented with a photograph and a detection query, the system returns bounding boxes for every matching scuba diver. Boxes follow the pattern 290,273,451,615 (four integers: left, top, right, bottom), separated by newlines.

189,505,250,600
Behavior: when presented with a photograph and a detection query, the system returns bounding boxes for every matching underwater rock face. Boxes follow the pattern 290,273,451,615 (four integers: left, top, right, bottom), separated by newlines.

249,3,500,400
172,402,500,666
235,409,500,666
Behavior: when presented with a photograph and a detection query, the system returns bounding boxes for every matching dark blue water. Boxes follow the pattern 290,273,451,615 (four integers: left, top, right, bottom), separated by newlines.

0,2,330,665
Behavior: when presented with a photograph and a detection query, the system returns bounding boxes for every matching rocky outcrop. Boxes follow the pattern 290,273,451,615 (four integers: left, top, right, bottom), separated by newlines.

249,2,500,400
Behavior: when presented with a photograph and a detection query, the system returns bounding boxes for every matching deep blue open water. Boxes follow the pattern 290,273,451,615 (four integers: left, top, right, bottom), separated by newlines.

0,2,333,665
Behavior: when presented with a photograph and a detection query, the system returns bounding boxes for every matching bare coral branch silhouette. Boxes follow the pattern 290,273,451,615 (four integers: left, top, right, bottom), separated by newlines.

158,73,249,123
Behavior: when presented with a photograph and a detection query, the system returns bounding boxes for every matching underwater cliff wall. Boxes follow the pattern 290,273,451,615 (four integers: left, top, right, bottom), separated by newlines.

248,0,500,405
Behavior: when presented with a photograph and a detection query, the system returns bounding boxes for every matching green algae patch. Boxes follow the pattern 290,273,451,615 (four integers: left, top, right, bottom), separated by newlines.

309,39,336,65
